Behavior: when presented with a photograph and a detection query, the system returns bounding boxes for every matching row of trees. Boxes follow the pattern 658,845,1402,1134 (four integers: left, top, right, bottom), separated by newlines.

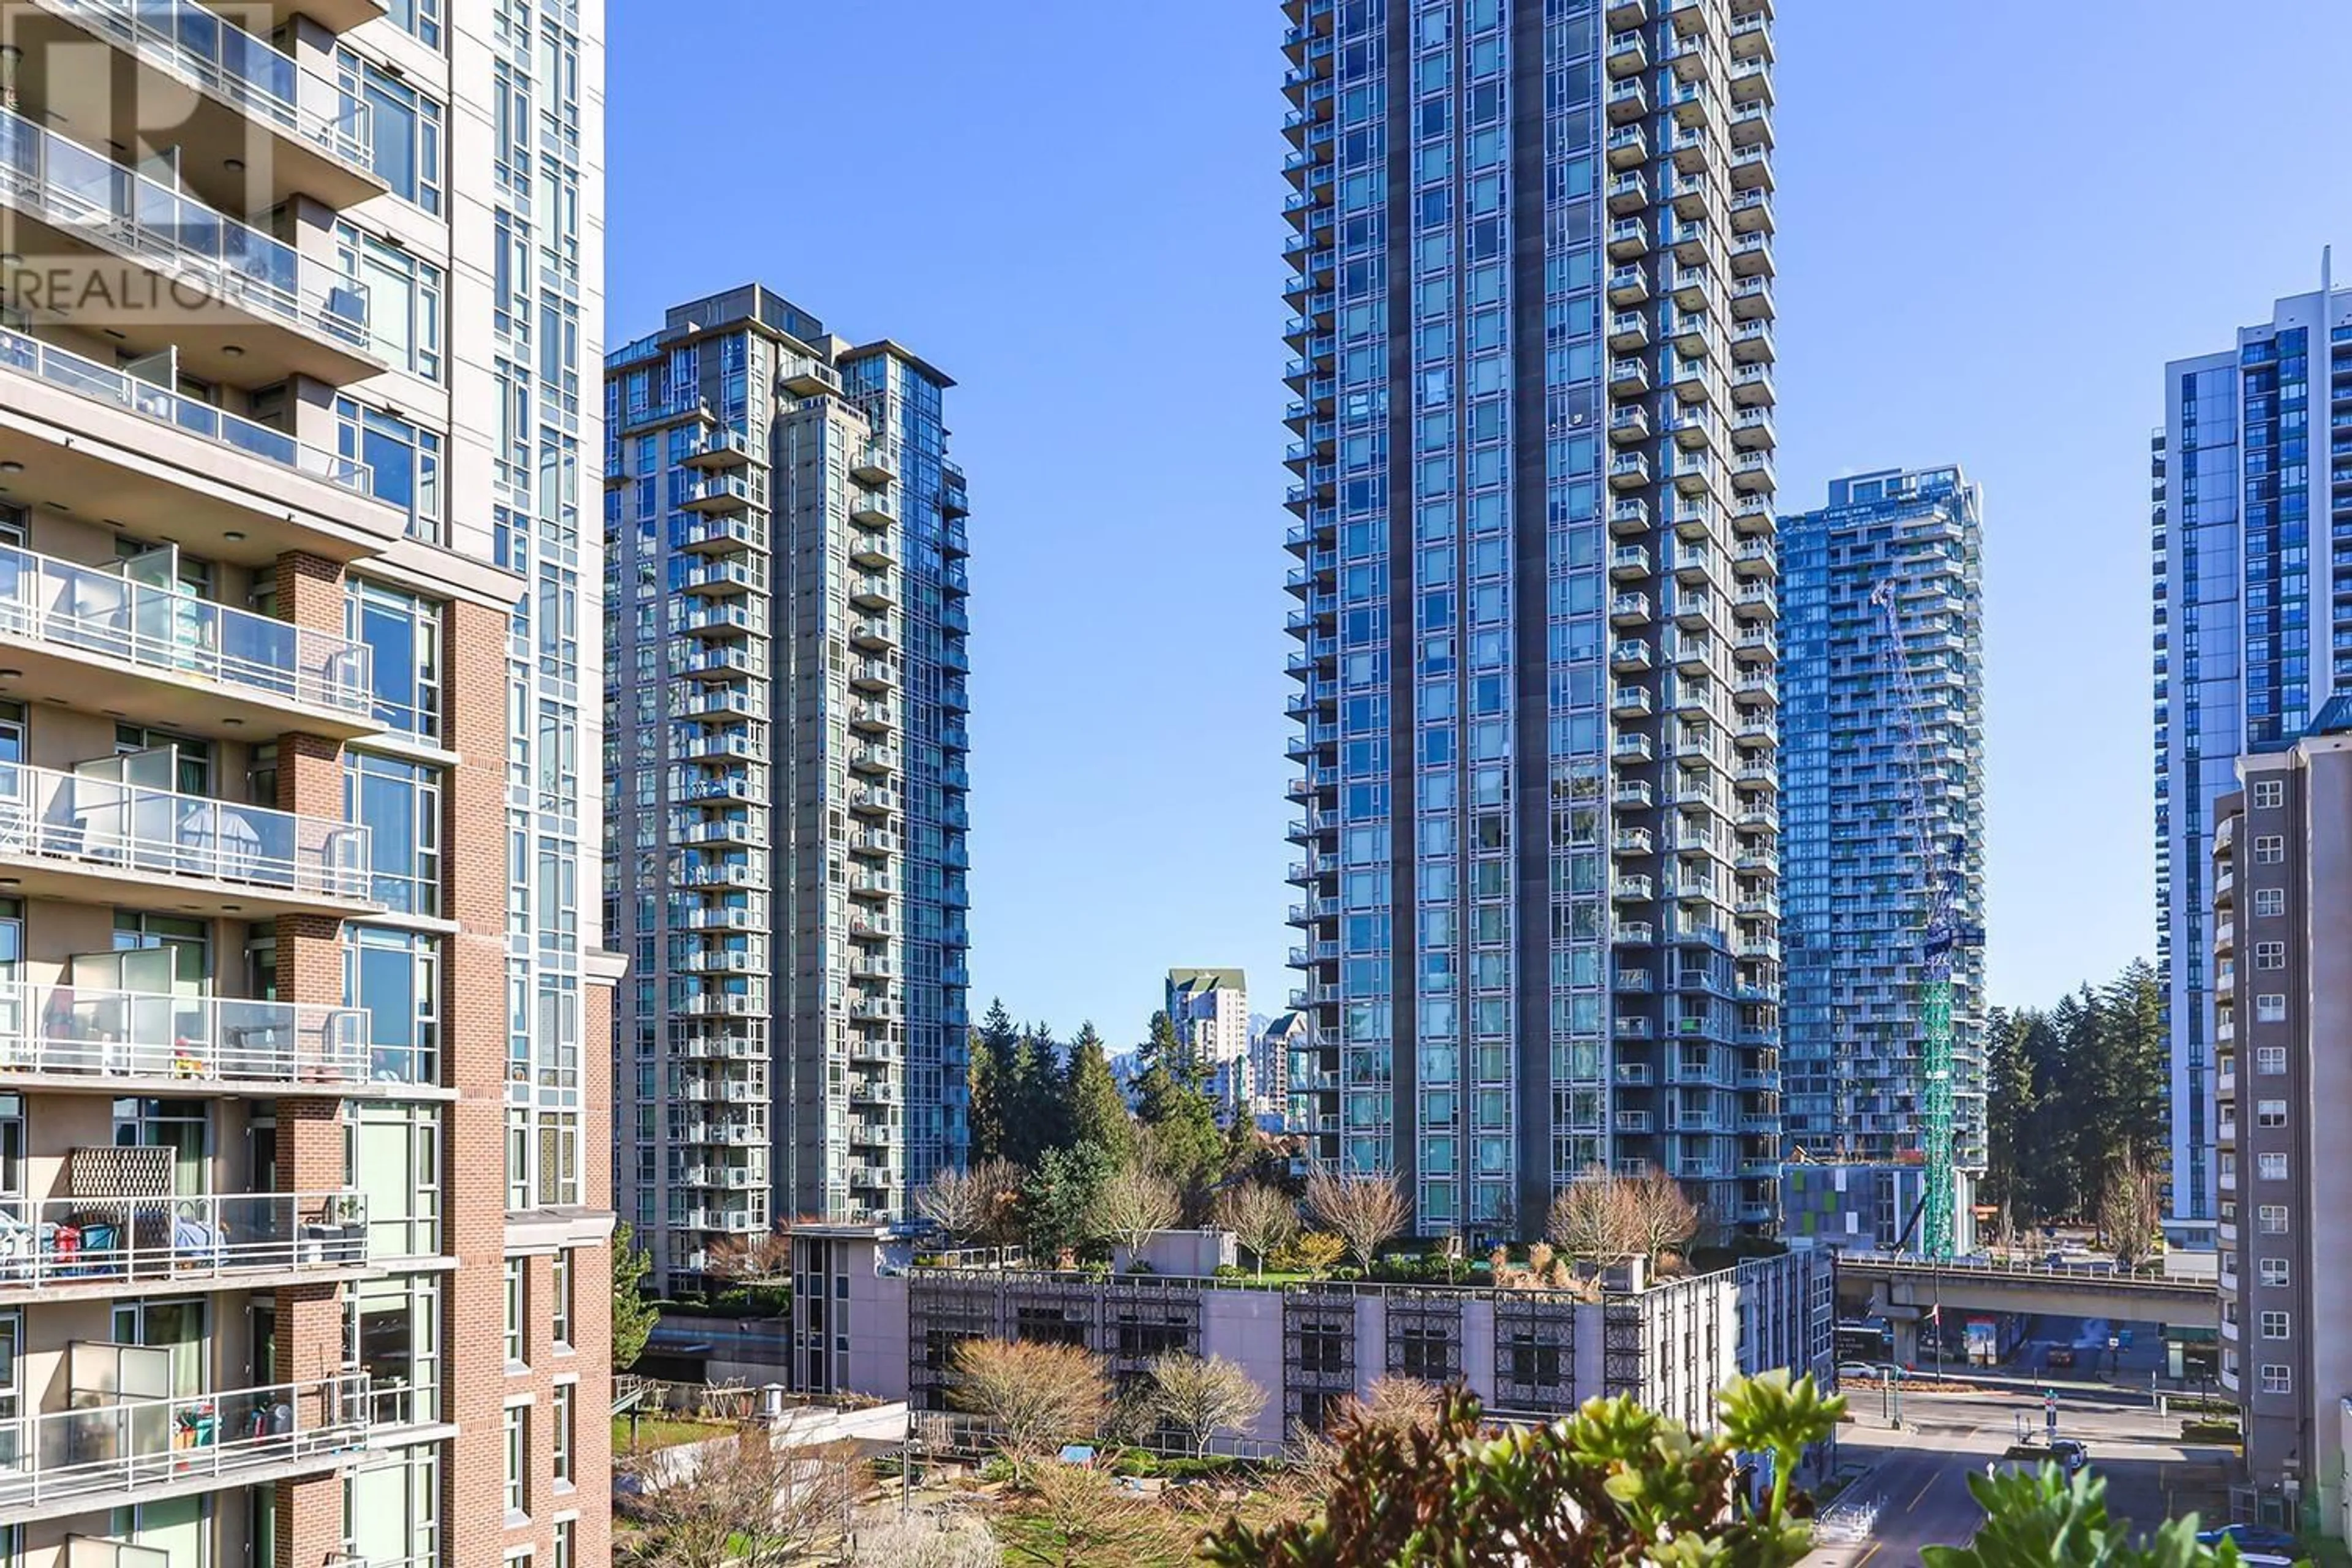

967,1003,1259,1221
1982,960,2169,1254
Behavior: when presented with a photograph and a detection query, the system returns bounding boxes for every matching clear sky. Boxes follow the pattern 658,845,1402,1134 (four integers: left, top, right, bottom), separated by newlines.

606,0,2352,1050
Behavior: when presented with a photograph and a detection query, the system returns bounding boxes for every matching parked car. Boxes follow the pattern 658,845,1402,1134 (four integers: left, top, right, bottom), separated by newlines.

1836,1362,1881,1382
2195,1525,2298,1553
2048,1439,2089,1474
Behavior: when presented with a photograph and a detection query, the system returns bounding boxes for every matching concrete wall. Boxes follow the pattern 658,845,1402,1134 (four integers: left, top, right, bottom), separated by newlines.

2302,745,2352,1528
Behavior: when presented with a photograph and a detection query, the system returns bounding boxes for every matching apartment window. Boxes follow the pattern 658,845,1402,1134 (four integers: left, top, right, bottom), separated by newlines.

337,224,443,380
537,1110,581,1207
336,399,444,541
2253,780,2283,809
2258,1204,2289,1234
2253,888,2285,918
549,1250,573,1351
2253,941,2286,970
2260,1311,2290,1340
2260,1364,2291,1394
344,927,440,1083
2253,835,2284,864
2256,1099,2287,1129
2258,1152,2288,1181
347,581,443,739
2256,994,2287,1023
341,54,445,213
386,0,441,48
503,1259,526,1367
346,755,442,916
550,1382,575,1490
2256,1046,2288,1075
2260,1257,2291,1287
350,1102,441,1258
502,1401,529,1519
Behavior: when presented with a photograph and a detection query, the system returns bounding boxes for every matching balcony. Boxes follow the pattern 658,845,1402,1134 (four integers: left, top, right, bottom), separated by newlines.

1607,77,1649,123
1608,310,1651,352
1605,123,1649,170
1607,217,1651,262
15,0,386,211
1611,687,1653,718
1607,171,1650,216
0,102,376,383
682,472,752,514
1609,356,1652,398
1605,29,1649,76
0,541,379,741
0,979,394,1097
0,1362,369,1520
1609,453,1653,491
849,488,897,529
1609,405,1651,447
0,759,371,918
1609,592,1653,627
0,1189,370,1300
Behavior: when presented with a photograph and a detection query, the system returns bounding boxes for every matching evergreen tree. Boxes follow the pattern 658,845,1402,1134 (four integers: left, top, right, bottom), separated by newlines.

1065,1021,1137,1167
1019,1140,1117,1261
967,998,1020,1163
1135,1012,1223,1209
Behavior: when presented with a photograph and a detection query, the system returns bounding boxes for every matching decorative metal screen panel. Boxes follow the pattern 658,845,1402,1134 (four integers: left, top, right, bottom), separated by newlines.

1603,1302,1645,1392
1493,1297,1580,1413
1384,1292,1464,1381
1283,1290,1357,1433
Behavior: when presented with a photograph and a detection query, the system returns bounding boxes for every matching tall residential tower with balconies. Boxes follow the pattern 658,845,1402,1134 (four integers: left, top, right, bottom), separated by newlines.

1281,0,1780,1235
605,285,971,1289
1776,466,1986,1250
2153,267,2352,1247
0,0,613,1564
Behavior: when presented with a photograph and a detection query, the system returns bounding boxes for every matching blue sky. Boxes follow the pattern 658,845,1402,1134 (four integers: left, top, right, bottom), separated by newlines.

607,0,2352,1049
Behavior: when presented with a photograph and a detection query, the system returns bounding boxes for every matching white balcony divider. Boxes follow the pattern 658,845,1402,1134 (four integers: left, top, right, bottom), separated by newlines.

0,326,372,493
0,541,372,715
0,760,371,902
0,979,391,1087
0,1189,367,1291
0,1370,368,1509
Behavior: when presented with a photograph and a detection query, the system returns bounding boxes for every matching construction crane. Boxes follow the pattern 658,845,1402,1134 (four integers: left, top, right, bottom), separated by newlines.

1870,577,1983,1261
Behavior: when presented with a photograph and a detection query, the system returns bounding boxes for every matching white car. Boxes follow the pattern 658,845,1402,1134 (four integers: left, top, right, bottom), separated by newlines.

1836,1361,1883,1382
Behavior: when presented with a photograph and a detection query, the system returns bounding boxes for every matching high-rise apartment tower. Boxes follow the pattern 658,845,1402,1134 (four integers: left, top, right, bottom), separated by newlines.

2210,711,2352,1538
605,286,971,1288
1777,467,1985,1246
2154,267,2352,1246
1282,0,1781,1234
0,0,613,1562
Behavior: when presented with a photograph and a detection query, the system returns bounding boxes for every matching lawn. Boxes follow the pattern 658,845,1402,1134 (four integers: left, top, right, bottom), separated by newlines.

612,1413,732,1453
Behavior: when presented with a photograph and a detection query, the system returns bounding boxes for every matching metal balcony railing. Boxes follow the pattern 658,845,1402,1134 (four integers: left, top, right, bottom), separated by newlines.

0,541,372,716
0,979,391,1087
0,761,370,902
0,1370,369,1510
0,1190,366,1291
39,0,374,172
0,325,371,493
0,105,371,350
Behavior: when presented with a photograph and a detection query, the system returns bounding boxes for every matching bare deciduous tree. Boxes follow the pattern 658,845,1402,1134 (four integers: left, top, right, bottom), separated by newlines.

704,1224,793,1284
1145,1351,1268,1457
620,1430,865,1568
916,1157,1023,1248
2099,1153,2165,1272
1087,1161,1182,1261
1291,1374,1446,1502
1545,1166,1647,1268
950,1338,1110,1478
998,1461,1196,1568
1212,1180,1299,1277
1302,1167,1409,1272
1624,1166,1699,1272
845,1506,998,1568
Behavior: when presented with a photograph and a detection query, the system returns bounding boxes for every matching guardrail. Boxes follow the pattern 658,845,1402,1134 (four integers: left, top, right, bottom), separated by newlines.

0,1190,366,1291
0,1370,368,1509
1835,1252,2199,1289
0,980,391,1088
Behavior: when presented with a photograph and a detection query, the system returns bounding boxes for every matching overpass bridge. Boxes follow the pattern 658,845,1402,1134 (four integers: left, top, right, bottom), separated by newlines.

1831,1254,2217,1363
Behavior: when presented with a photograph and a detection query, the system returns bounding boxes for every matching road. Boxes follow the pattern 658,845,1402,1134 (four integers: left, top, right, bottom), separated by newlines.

1804,1384,2236,1567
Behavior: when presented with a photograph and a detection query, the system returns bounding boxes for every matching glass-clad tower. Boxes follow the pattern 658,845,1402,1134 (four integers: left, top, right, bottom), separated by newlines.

2153,268,2352,1247
1282,0,1781,1234
606,286,971,1287
1777,467,1985,1239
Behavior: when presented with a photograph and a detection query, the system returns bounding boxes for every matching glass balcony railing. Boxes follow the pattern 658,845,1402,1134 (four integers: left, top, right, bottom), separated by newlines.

0,1189,367,1291
0,104,371,350
0,1370,368,1510
0,979,385,1087
0,326,371,493
0,540,372,715
39,0,374,173
0,760,371,903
